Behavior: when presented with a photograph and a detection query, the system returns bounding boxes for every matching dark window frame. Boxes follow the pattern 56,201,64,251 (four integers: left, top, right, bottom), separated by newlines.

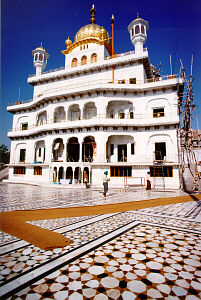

34,166,42,175
150,166,173,177
153,108,164,118
110,166,132,177
13,166,26,175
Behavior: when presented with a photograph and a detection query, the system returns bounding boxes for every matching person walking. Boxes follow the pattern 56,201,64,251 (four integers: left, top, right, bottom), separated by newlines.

192,172,199,192
146,171,151,190
103,171,110,197
83,171,88,189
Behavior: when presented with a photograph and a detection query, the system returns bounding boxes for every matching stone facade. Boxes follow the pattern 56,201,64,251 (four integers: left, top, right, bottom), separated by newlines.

7,10,184,189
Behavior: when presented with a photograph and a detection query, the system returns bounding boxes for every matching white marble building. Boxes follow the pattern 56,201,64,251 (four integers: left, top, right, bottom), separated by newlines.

7,7,184,189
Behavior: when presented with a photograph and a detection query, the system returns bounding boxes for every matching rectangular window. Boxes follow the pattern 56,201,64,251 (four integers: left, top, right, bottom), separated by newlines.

13,166,26,175
131,143,135,155
110,144,114,155
34,166,42,175
38,148,41,157
21,123,28,130
155,142,166,160
118,79,125,84
150,166,173,177
19,149,26,162
110,166,132,177
153,108,164,118
129,78,136,84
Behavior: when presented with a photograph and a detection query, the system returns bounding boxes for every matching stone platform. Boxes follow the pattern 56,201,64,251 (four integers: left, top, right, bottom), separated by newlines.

0,183,201,299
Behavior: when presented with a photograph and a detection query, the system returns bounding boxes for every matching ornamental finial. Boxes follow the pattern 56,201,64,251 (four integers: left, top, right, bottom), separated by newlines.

137,12,139,19
90,4,96,24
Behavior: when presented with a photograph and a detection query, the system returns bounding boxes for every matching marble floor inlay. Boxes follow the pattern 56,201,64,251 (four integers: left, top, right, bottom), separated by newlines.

0,183,200,299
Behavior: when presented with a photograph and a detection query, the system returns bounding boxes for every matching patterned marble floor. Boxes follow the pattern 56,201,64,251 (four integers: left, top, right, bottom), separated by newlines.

0,183,201,299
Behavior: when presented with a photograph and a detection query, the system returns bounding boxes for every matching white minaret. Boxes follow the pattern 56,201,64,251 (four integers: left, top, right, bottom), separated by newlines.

32,43,49,76
128,13,149,54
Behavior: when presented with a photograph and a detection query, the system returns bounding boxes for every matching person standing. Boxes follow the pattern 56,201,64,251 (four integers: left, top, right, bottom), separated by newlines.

103,171,110,197
192,172,199,192
146,171,151,190
83,171,88,189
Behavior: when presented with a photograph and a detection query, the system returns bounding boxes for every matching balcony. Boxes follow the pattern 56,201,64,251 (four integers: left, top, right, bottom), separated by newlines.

8,111,179,137
7,74,183,110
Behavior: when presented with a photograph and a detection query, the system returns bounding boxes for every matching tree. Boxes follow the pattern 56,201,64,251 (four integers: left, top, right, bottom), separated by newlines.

0,144,10,167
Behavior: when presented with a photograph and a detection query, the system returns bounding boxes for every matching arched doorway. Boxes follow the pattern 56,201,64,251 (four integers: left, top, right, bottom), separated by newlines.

83,167,89,183
53,167,57,183
67,137,79,162
58,167,64,182
68,104,81,121
66,167,73,184
54,107,66,123
82,136,96,162
83,102,97,120
52,138,64,162
74,167,82,184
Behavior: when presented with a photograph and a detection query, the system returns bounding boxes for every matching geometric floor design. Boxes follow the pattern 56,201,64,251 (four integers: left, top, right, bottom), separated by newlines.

0,183,201,299
11,225,201,299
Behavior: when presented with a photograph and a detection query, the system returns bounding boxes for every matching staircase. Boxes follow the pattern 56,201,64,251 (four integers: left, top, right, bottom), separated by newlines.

0,167,9,181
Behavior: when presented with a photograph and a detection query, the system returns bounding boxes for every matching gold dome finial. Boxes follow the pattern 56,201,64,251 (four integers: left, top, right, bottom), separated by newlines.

65,36,72,48
137,12,139,19
90,4,96,24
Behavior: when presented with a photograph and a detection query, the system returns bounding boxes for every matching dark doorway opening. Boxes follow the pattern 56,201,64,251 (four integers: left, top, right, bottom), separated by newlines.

67,137,79,162
82,137,95,162
118,145,127,162
58,167,64,182
155,142,166,160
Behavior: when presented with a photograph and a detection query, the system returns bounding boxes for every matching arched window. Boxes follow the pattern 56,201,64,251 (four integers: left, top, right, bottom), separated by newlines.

91,53,97,63
81,55,87,65
39,54,43,61
35,54,38,61
135,25,140,35
71,58,78,67
141,25,145,34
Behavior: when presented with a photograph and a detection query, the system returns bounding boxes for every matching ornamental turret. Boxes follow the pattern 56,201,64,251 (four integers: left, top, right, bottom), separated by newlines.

32,42,49,76
128,13,149,54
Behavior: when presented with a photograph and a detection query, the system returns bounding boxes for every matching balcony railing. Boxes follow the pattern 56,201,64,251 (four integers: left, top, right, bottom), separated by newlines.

8,74,181,107
28,49,144,78
8,111,179,133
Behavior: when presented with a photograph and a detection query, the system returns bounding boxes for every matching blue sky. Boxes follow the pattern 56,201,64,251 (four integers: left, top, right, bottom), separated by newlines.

1,0,201,148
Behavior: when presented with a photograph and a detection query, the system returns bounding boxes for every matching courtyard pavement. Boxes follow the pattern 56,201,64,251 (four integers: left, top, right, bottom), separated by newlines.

0,183,201,299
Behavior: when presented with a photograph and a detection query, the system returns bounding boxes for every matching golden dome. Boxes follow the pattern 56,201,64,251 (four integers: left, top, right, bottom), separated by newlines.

74,24,110,43
65,37,72,48
35,42,46,51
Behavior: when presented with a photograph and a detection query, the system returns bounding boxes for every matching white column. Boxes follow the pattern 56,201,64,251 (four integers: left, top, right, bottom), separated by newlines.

63,140,67,162
78,137,83,162
95,134,107,163
79,103,84,120
26,140,35,163
45,138,53,163
127,142,131,162
114,144,118,162
72,167,75,184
